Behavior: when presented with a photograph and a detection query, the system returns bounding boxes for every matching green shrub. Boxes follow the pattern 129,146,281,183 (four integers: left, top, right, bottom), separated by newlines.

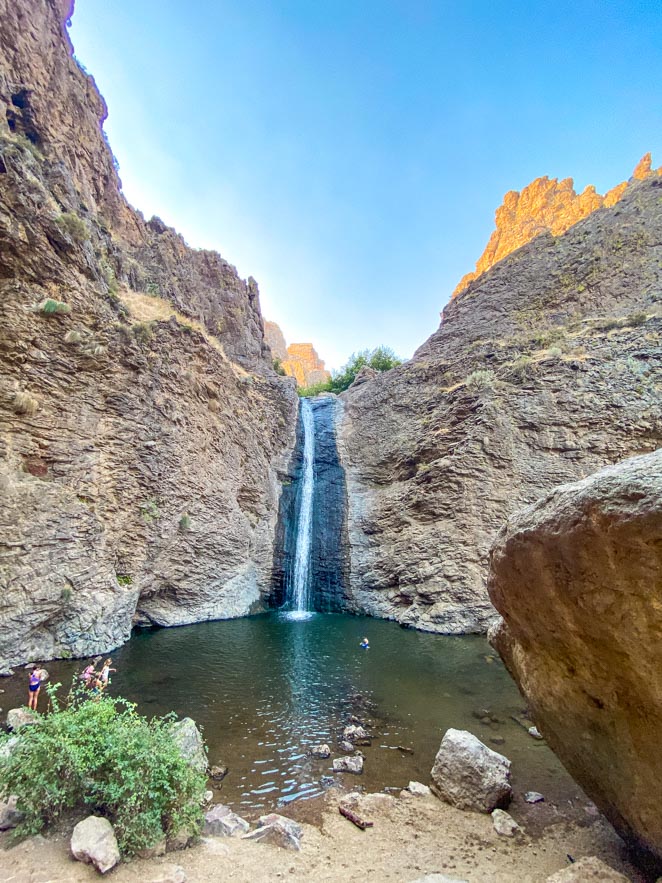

140,500,160,522
0,688,205,855
117,574,133,586
37,298,70,316
510,355,533,381
55,212,89,244
133,322,154,345
60,586,73,603
179,514,192,532
64,330,83,345
465,369,495,391
299,380,333,398
548,346,563,359
272,358,287,376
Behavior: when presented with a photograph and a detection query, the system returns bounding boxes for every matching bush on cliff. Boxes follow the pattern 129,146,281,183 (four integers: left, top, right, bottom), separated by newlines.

0,687,206,855
299,345,402,396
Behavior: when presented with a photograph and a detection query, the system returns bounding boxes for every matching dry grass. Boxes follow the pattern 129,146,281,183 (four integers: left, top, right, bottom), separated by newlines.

12,390,38,415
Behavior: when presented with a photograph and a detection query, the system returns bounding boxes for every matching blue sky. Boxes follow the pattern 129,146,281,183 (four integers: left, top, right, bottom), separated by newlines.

70,1,661,370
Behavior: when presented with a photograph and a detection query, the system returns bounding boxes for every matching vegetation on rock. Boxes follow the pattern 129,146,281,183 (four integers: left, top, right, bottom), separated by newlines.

299,346,402,397
0,687,206,855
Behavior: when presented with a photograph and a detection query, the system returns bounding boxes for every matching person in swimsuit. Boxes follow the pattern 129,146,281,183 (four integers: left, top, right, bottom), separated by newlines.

360,637,370,650
99,659,116,690
80,664,96,686
27,666,43,710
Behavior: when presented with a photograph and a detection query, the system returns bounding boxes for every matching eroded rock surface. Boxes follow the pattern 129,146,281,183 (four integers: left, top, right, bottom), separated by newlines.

264,320,330,387
339,175,662,633
454,154,661,296
489,450,662,861
0,0,297,666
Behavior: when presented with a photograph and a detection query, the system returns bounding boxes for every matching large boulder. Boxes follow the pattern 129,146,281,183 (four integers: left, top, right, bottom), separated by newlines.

242,813,302,850
488,450,662,861
70,816,120,874
203,804,249,837
6,708,40,731
0,795,23,830
430,728,511,812
169,718,207,774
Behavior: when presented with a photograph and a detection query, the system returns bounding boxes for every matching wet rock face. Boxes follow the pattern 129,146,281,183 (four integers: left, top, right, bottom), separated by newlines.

0,0,298,666
488,450,662,862
272,396,350,612
338,176,662,633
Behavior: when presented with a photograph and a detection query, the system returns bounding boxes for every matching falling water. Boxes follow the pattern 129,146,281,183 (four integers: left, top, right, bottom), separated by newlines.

291,399,315,611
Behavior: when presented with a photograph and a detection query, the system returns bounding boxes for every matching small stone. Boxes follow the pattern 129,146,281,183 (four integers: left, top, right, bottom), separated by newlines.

149,864,187,883
524,791,545,804
70,816,120,874
209,764,228,780
528,726,543,740
203,790,213,804
407,781,431,797
343,724,369,743
333,755,364,774
339,740,354,753
0,795,24,830
491,809,522,837
545,856,631,882
310,743,331,759
243,813,302,851
136,838,166,859
203,804,249,837
490,736,506,746
6,708,40,731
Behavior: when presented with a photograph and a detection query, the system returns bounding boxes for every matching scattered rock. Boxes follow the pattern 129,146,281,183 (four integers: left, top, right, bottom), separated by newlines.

0,668,14,678
0,736,20,759
491,808,522,837
203,804,250,837
525,791,545,804
310,743,331,759
489,736,506,746
6,708,40,731
409,875,469,883
333,755,364,774
430,728,512,812
169,718,207,774
70,816,120,874
136,838,166,859
339,740,354,753
528,726,543,740
343,724,369,743
0,795,24,830
545,856,632,882
203,790,213,804
149,865,186,883
209,764,228,780
242,813,302,850
407,781,431,797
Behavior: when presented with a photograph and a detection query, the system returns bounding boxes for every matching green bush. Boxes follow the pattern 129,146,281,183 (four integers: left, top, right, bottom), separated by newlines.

55,212,89,244
0,689,205,855
179,514,192,532
299,346,402,396
37,298,70,316
465,369,495,391
140,499,160,522
64,330,83,345
272,358,287,376
117,574,133,586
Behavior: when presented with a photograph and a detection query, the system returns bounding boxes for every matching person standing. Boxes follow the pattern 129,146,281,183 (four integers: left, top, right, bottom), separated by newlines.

99,659,116,690
27,666,44,710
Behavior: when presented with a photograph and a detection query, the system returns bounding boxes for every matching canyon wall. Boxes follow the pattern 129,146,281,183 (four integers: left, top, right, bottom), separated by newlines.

264,320,331,388
453,154,660,296
338,173,662,633
0,0,298,667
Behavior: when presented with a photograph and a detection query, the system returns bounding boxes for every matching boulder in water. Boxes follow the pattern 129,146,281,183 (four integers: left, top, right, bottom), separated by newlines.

343,724,369,743
70,816,120,874
333,755,364,774
310,743,331,758
209,764,228,780
430,728,511,812
169,718,207,774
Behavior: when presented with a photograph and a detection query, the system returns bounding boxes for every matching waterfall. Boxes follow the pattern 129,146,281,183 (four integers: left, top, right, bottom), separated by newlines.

291,399,315,612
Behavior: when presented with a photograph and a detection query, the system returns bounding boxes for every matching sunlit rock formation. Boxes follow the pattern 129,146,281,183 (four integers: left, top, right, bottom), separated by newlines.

338,173,662,633
489,450,662,862
453,153,661,296
0,0,297,667
264,320,330,387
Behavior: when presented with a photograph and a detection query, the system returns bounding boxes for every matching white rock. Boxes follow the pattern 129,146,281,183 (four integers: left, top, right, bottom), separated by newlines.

203,804,250,837
407,781,431,797
333,755,364,774
310,743,331,758
491,808,522,837
70,816,120,874
343,724,369,742
528,726,543,740
524,791,545,803
0,795,23,830
203,790,213,804
430,728,512,813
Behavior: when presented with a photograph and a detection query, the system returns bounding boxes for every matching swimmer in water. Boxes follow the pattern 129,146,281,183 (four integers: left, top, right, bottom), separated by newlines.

359,637,370,650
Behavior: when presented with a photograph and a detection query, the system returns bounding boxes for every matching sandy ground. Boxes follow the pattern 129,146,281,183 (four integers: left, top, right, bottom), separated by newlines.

0,788,650,883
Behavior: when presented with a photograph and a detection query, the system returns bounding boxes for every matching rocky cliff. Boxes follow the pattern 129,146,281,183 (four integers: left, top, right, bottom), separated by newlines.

453,154,660,296
0,0,298,667
338,174,662,633
264,320,330,387
489,450,662,862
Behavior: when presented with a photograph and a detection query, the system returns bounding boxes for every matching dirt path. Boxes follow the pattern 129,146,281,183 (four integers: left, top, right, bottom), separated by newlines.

0,789,648,883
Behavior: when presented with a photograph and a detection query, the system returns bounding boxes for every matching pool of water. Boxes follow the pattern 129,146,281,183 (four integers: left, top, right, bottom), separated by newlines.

1,612,580,814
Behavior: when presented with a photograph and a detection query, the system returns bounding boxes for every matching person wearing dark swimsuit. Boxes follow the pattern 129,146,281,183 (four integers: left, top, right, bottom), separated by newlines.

27,667,42,710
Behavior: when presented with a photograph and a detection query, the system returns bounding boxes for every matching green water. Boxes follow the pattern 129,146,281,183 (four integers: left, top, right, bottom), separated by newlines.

1,612,578,813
